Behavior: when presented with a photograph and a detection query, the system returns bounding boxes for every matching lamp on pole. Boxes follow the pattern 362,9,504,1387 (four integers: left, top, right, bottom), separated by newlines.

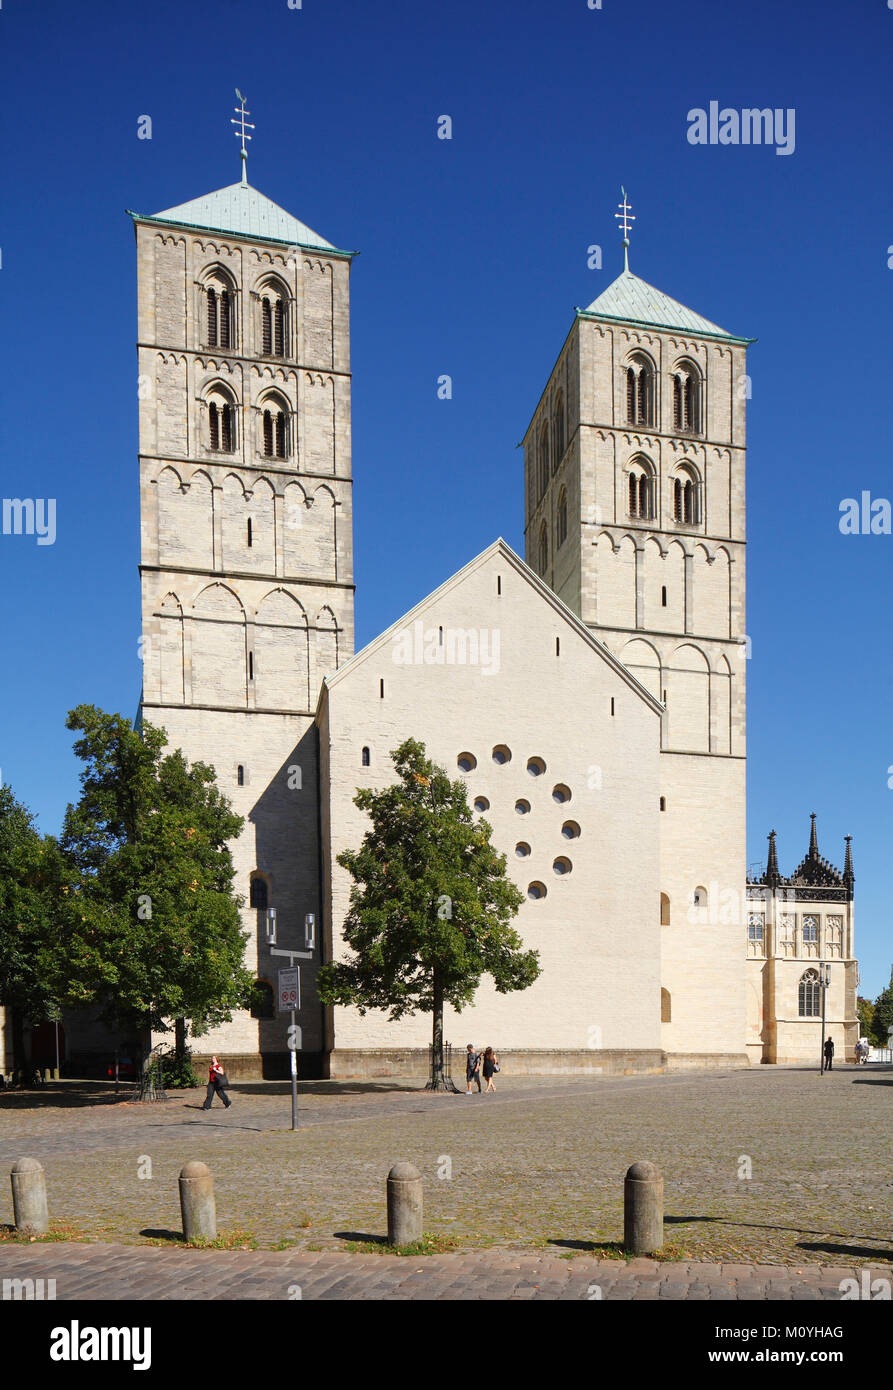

819,961,832,1073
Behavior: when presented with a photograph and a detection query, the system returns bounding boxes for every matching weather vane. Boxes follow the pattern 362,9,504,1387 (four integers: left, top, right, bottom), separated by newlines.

615,187,635,271
231,90,255,186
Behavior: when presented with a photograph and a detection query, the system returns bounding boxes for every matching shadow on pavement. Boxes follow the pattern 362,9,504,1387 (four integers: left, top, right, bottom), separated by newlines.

139,1229,186,1243
797,1240,893,1261
333,1231,388,1245
0,1083,138,1109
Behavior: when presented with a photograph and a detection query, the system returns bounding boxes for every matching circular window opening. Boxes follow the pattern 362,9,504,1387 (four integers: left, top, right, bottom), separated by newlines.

527,881,547,900
457,752,477,773
492,744,512,765
552,783,571,804
515,799,531,815
562,821,581,840
553,857,572,876
515,842,531,858
473,796,490,813
527,757,546,777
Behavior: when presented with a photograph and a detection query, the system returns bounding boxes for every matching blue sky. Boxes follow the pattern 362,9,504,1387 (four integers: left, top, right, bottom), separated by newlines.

1,0,891,995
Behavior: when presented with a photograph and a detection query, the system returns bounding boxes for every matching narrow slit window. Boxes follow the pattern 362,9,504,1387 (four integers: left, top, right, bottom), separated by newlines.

555,637,560,656
275,410,287,459
361,746,370,767
237,765,245,787
661,585,667,607
379,678,384,698
207,288,218,346
262,299,272,355
247,518,253,548
248,652,254,680
611,697,615,716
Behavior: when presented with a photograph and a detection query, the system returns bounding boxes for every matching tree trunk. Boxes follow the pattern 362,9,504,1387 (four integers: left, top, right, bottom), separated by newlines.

10,1008,27,1077
427,970,447,1090
174,1018,187,1062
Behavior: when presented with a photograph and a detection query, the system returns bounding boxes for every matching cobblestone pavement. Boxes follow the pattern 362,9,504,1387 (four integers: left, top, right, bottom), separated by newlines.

0,1242,885,1300
1,1068,891,1265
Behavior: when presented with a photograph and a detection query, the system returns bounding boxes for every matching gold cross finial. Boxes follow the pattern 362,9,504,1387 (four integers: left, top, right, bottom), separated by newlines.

231,90,255,187
615,187,635,271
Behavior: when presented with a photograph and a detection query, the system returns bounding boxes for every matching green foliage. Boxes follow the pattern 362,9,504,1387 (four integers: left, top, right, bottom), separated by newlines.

857,996,875,1040
150,1054,200,1089
317,738,539,1035
57,705,254,1036
871,978,893,1047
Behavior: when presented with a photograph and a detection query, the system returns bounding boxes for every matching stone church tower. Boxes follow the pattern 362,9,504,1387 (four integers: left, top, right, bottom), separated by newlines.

131,167,354,1074
522,222,752,1063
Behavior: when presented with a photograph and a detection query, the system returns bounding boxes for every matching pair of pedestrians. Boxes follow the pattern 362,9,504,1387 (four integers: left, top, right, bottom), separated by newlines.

465,1044,499,1093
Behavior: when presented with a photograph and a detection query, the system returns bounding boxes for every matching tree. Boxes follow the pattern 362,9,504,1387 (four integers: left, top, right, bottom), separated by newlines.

871,969,893,1048
317,738,540,1089
0,786,68,1073
59,705,254,1054
857,996,874,1042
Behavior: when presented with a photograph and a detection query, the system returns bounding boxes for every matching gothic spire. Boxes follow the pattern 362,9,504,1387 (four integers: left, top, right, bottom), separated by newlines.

808,812,819,860
766,829,780,887
843,835,854,897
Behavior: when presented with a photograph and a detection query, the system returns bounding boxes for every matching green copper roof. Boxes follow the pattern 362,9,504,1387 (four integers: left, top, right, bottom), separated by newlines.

133,180,339,252
580,268,749,343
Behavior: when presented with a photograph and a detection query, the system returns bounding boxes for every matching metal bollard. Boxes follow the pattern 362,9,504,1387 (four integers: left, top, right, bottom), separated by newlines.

179,1161,216,1242
11,1157,49,1235
387,1162,423,1246
623,1160,663,1255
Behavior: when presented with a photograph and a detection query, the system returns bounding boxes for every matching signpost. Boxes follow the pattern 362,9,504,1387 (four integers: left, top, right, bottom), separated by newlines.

270,914,317,1131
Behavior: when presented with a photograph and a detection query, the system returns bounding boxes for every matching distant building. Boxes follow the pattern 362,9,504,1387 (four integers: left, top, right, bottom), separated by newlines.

746,820,857,1063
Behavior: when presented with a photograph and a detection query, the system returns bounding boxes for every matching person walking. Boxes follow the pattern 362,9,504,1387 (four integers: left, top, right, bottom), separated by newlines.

465,1044,481,1094
202,1055,232,1110
823,1036,834,1071
482,1046,499,1093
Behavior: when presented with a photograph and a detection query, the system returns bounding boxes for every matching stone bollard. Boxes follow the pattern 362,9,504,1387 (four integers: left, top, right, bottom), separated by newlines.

43,1069,52,1084
623,1160,663,1255
387,1162,423,1246
179,1161,216,1242
11,1157,49,1235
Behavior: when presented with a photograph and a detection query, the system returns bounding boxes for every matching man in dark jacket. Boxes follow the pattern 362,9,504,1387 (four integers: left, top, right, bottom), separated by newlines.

823,1036,834,1071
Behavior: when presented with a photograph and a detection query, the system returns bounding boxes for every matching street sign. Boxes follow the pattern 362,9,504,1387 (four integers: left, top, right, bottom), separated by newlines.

278,967,300,1012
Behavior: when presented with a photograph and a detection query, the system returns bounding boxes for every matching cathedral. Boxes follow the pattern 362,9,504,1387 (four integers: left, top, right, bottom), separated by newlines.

3,146,858,1078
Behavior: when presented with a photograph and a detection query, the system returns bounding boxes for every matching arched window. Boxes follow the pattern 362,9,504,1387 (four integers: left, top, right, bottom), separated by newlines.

627,459,654,519
207,387,237,453
625,354,654,427
660,892,670,926
361,746,370,767
259,282,288,357
553,392,565,469
672,468,700,525
203,271,236,350
672,361,701,434
539,422,550,499
557,488,568,548
237,765,245,786
249,876,269,911
260,396,289,461
661,988,672,1023
799,969,821,1017
250,980,275,1020
539,521,549,575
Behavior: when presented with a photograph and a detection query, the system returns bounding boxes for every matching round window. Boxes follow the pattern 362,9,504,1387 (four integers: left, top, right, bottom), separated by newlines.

553,857,572,876
457,752,477,773
515,799,531,815
552,784,571,804
474,796,490,813
527,757,546,777
527,881,547,900
515,842,531,858
562,821,581,840
492,745,512,765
